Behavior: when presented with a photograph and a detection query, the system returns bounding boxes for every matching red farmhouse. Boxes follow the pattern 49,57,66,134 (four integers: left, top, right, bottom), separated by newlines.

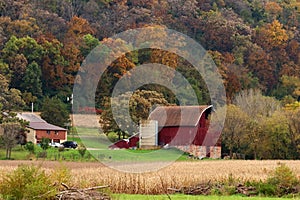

17,113,67,144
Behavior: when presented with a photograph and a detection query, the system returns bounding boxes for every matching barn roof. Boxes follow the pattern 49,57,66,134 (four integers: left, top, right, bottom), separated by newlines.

17,113,66,131
148,105,212,127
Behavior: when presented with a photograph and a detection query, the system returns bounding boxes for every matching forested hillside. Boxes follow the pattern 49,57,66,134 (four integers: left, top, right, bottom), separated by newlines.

0,0,299,108
0,0,300,159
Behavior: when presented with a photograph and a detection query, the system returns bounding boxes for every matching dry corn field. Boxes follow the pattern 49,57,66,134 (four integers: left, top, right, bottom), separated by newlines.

0,160,299,194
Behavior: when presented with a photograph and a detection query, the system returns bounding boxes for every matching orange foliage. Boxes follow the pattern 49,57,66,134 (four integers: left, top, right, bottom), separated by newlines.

256,20,288,51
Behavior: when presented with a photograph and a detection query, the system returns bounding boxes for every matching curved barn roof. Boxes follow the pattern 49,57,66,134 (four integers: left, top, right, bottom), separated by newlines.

148,105,212,127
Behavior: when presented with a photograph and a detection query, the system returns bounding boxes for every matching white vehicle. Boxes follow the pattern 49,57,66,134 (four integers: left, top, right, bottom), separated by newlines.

49,142,64,148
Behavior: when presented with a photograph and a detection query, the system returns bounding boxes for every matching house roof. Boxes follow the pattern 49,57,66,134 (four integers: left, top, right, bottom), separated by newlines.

17,113,66,131
17,113,46,123
148,105,212,127
28,122,66,131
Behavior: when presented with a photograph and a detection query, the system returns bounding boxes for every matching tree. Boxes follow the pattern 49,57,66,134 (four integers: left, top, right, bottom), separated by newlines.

234,89,280,159
222,104,248,159
259,111,290,159
246,45,276,92
0,122,22,159
0,74,25,112
80,34,99,57
62,16,95,87
2,36,44,90
255,20,288,52
265,2,283,22
36,34,68,94
100,90,170,139
283,102,300,159
40,97,70,128
20,61,43,98
129,90,170,123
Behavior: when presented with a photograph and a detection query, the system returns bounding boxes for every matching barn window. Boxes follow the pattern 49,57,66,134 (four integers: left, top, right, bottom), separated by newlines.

46,130,50,134
55,131,59,135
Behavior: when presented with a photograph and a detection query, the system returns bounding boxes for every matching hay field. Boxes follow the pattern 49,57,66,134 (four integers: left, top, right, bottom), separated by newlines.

0,160,299,194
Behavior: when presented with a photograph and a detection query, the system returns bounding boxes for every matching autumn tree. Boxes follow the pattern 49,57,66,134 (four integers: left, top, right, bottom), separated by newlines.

36,34,67,94
265,2,283,22
255,20,288,52
245,45,276,92
62,16,95,86
234,89,280,159
198,9,251,52
222,104,248,159
283,102,300,158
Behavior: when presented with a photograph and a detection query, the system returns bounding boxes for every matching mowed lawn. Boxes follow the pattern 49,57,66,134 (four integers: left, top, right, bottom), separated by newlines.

74,126,189,163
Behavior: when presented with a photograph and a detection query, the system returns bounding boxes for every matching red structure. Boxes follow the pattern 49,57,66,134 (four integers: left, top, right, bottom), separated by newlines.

109,105,221,158
149,105,215,146
109,134,139,149
17,113,67,144
149,105,221,158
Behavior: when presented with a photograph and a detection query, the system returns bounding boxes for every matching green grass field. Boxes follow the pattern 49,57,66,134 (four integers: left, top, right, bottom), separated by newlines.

112,194,300,200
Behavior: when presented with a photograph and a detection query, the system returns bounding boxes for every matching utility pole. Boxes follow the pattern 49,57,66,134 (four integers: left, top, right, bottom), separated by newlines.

67,94,75,140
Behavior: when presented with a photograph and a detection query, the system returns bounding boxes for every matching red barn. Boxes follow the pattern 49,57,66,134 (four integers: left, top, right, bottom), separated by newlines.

109,105,221,158
148,105,221,158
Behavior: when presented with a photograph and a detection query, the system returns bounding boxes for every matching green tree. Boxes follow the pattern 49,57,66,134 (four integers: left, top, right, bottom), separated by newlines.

260,111,290,159
20,61,43,98
0,74,25,112
100,90,170,139
40,97,70,127
80,34,99,57
2,36,44,90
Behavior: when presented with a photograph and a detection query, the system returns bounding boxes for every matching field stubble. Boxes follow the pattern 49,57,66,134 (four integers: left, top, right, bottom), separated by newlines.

0,160,299,194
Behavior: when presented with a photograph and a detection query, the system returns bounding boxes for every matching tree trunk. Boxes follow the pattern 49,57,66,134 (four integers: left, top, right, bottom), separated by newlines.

229,148,233,159
6,148,9,159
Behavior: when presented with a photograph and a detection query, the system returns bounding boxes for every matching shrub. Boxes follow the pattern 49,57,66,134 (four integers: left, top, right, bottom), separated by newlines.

267,163,299,196
257,181,276,196
0,165,57,199
40,137,50,150
24,142,35,154
78,146,87,158
107,132,119,142
0,164,72,199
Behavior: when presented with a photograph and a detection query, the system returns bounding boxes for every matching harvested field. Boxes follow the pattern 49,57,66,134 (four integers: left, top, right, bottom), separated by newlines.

0,160,299,194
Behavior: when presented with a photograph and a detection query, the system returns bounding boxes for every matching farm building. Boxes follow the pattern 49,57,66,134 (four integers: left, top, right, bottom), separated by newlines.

108,133,139,149
17,113,67,144
110,105,221,158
